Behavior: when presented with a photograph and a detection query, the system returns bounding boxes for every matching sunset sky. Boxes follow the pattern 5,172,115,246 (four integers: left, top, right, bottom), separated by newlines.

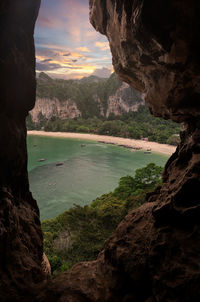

34,0,113,79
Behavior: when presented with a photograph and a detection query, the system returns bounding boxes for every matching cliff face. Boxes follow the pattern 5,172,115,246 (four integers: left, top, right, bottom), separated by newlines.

30,98,81,123
31,82,143,122
1,0,200,302
30,74,143,122
106,82,144,117
89,0,200,123
0,1,47,301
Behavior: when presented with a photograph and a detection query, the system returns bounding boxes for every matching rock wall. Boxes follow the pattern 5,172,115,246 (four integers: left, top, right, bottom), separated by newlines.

30,98,81,123
0,1,47,301
30,82,143,123
89,0,200,123
106,82,145,117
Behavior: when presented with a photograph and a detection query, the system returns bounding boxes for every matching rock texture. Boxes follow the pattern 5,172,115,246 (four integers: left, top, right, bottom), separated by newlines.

106,82,144,117
30,77,143,123
42,253,51,278
39,201,200,302
30,98,81,123
0,1,47,301
89,0,200,123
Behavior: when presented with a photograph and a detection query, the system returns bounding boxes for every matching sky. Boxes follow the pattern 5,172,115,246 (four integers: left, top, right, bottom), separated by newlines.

34,0,113,79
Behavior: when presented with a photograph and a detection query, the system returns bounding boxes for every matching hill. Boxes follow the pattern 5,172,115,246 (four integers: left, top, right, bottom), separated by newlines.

27,73,181,145
30,72,144,122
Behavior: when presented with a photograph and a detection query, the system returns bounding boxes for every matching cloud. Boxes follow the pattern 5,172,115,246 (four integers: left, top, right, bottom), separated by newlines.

85,30,100,40
92,67,111,78
63,52,71,57
76,47,91,53
40,71,92,80
60,0,91,44
35,44,113,79
65,66,83,70
35,0,112,79
41,58,52,63
36,62,62,71
95,42,110,51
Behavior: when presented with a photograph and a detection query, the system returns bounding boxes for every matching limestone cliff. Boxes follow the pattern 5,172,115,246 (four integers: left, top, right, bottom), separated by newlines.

30,73,143,123
30,98,81,123
106,82,144,117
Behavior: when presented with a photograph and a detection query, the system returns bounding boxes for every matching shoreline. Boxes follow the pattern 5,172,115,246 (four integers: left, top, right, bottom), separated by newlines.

27,130,176,156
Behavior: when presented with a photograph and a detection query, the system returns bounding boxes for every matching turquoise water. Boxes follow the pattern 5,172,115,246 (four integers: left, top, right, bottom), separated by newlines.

27,135,169,220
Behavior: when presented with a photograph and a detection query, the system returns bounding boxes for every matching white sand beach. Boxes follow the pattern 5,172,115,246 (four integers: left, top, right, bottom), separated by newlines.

27,131,176,156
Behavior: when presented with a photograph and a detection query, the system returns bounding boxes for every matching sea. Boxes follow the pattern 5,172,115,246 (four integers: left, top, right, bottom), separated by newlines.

27,135,169,220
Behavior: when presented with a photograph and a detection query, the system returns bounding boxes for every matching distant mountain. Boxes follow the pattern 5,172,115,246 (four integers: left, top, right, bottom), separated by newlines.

78,75,107,83
30,73,144,123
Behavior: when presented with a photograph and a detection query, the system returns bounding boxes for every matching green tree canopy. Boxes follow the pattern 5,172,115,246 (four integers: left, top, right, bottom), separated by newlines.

42,163,164,274
114,163,163,198
134,163,163,190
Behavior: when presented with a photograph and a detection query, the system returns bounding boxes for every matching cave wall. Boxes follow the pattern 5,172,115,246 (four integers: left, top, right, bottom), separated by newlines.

0,1,46,301
89,0,200,123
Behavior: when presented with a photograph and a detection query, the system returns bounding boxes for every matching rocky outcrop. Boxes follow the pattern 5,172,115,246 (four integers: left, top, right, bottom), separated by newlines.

30,98,81,123
53,230,72,252
39,199,200,302
106,82,144,117
42,253,51,278
1,0,200,301
30,77,143,123
89,0,200,123
0,1,47,301
93,94,105,116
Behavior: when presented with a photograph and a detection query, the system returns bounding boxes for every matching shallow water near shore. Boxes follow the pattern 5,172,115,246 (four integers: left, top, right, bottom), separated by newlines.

27,135,169,220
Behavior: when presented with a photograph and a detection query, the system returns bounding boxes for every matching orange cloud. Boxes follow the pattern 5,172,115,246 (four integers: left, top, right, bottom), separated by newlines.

42,71,92,80
95,42,110,51
35,0,113,79
76,47,91,53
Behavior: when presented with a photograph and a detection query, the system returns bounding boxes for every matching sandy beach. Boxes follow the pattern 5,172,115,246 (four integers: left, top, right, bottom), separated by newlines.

27,131,176,156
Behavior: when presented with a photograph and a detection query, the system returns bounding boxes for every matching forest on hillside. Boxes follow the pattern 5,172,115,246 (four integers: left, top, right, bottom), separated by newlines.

27,106,181,145
36,72,126,117
42,163,163,274
27,72,181,145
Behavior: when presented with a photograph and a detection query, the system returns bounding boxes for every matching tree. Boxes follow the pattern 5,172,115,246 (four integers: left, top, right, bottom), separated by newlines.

42,163,164,274
134,163,163,190
113,175,136,199
76,125,90,133
114,163,163,198
167,134,180,146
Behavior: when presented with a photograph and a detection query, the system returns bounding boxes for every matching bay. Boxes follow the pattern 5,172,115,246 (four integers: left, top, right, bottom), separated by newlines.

27,135,169,220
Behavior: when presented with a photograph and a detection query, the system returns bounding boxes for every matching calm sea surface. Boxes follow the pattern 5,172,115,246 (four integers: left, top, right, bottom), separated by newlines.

27,135,169,220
